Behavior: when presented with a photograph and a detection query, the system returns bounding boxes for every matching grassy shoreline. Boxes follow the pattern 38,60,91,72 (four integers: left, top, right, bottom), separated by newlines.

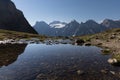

76,28,120,62
0,28,120,63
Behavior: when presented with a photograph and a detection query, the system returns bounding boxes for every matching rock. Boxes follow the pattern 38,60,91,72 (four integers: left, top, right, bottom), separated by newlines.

110,35,116,39
35,74,47,80
75,39,85,45
110,71,116,75
101,69,108,74
118,72,120,76
0,0,37,34
84,43,91,46
108,58,118,64
97,43,102,46
77,70,84,75
101,49,111,55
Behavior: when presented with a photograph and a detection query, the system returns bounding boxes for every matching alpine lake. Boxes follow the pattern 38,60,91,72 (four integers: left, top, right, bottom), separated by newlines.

0,40,120,80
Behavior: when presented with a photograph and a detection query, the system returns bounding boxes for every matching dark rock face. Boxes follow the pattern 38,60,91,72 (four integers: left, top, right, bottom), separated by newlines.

0,0,37,34
102,19,120,29
34,19,120,36
34,20,107,36
62,20,80,36
76,20,107,36
33,21,54,36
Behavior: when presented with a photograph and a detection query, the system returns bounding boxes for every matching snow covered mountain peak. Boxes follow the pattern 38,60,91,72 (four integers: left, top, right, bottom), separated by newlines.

49,21,67,28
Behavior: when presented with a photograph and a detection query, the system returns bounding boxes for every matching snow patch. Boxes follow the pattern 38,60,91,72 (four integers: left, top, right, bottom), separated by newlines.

50,23,66,28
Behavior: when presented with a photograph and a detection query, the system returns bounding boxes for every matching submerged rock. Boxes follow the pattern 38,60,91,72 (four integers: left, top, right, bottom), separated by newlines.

77,70,84,75
101,69,108,74
110,71,116,75
35,74,47,80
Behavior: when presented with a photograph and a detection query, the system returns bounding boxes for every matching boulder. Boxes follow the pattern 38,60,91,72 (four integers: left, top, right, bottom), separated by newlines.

75,39,85,45
108,58,118,64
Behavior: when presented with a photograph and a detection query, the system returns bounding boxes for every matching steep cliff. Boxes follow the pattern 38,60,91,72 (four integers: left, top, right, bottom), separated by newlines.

0,0,37,34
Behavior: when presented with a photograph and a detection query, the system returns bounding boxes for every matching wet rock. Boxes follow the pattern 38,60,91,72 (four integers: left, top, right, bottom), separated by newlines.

84,43,91,46
77,70,84,75
101,69,108,74
110,71,116,75
35,74,47,80
101,49,111,55
75,39,85,45
108,58,118,64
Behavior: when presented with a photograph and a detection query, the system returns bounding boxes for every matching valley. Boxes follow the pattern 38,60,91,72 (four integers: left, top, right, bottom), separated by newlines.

0,0,120,80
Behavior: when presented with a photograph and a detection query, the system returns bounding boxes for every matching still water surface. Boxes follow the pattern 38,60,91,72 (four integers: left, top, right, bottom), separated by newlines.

0,44,119,80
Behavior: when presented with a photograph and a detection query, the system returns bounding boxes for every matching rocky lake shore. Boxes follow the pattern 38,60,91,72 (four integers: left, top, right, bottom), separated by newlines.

76,28,120,66
0,29,120,80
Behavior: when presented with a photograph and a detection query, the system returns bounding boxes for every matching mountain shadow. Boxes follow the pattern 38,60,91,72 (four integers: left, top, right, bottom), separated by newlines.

0,43,27,67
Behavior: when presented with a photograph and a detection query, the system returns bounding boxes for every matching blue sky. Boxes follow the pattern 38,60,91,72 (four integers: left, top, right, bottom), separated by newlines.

12,0,120,26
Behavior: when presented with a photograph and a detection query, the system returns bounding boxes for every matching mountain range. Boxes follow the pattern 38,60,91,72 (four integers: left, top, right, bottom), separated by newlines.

33,19,120,36
0,0,37,34
1,0,120,36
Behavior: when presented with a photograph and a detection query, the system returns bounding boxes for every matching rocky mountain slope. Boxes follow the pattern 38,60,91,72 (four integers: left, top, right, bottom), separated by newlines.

102,19,120,29
34,19,120,36
0,0,37,34
33,21,53,36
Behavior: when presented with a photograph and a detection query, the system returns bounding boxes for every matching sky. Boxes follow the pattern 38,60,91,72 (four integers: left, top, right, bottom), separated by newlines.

12,0,120,26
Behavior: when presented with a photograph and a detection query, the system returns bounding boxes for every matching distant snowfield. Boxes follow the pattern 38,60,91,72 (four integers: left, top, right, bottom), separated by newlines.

50,23,66,28
49,21,67,28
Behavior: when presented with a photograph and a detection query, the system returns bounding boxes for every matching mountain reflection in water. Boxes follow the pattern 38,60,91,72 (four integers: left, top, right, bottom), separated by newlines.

0,44,119,80
0,43,27,67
